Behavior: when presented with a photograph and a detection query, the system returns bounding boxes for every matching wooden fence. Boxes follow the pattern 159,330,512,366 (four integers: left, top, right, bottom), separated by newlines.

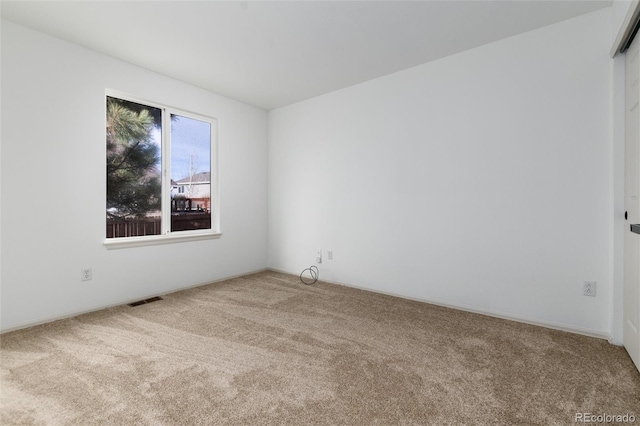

107,213,211,238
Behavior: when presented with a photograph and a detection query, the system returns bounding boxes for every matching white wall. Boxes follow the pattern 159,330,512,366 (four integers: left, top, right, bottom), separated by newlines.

268,9,613,337
0,20,268,331
0,19,4,327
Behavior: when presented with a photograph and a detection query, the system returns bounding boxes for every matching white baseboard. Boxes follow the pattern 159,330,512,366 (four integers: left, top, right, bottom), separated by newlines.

267,267,612,342
4,266,612,343
0,268,269,334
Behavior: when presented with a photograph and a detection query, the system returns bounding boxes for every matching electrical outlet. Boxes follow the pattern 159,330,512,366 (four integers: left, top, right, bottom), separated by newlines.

327,250,333,260
316,249,322,264
583,281,596,297
81,268,92,282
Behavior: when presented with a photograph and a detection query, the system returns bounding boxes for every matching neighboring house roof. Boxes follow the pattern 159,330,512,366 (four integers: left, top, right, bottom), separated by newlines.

174,172,210,184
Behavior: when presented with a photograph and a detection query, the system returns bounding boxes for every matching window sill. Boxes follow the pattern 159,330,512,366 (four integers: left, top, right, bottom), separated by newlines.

104,231,222,249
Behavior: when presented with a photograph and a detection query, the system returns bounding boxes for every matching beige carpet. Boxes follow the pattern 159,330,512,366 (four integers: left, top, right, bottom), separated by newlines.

1,271,638,425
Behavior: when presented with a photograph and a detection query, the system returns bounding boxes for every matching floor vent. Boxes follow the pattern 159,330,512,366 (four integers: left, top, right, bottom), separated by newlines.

128,296,163,307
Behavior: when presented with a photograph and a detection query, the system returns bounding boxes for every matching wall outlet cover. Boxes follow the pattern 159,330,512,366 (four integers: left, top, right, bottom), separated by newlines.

81,268,93,281
583,281,596,297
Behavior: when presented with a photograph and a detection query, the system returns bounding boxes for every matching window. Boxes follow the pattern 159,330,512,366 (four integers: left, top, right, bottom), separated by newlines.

105,92,218,247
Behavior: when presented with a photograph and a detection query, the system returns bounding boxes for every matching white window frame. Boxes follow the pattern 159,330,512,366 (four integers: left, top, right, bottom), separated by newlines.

104,90,221,249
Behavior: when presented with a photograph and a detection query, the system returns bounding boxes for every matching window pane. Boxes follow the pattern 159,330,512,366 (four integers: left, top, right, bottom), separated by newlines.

170,114,211,232
106,97,162,238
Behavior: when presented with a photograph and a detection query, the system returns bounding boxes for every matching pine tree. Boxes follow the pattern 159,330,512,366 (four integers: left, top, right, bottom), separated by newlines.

106,97,161,219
